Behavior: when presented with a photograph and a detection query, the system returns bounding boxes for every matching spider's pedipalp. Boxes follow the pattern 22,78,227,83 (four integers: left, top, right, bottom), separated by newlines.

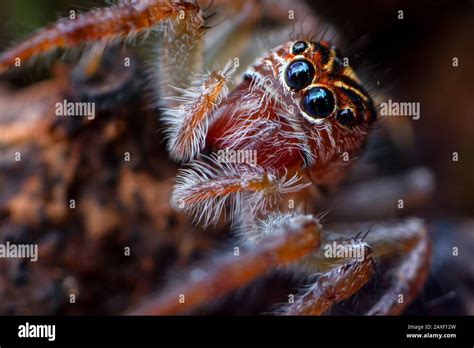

171,156,310,227
0,0,203,74
161,61,237,162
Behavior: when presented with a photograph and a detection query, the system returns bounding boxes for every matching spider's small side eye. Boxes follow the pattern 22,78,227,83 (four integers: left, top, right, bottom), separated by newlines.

301,86,335,119
284,59,315,91
336,108,356,127
292,41,308,54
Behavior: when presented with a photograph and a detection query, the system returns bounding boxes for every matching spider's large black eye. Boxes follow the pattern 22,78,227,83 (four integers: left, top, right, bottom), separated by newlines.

284,60,315,91
336,108,356,126
302,86,335,119
292,41,308,54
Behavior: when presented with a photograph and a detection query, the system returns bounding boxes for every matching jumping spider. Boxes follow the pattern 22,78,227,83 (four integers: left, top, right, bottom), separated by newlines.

0,0,432,315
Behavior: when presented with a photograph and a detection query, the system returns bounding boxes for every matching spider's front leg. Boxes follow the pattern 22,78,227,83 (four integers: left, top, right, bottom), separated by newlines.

0,0,203,74
286,218,431,315
279,241,376,315
363,219,431,315
129,213,321,315
128,161,374,315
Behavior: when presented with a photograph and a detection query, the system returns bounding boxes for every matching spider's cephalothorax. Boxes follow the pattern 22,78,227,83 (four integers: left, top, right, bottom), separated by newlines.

205,40,377,189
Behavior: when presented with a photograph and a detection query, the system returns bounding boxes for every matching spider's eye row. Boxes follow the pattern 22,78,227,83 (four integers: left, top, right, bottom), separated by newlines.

301,86,335,119
284,59,315,91
336,108,356,126
292,41,308,54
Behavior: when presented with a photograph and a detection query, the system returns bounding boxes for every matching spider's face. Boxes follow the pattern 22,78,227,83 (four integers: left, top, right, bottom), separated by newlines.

273,41,378,183
207,40,377,183
281,40,376,131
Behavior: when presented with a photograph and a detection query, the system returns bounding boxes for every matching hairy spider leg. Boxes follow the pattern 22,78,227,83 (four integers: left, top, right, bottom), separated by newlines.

279,240,375,315
0,0,202,74
315,218,431,315
364,219,431,315
127,217,428,315
170,158,309,227
160,62,237,162
128,214,321,315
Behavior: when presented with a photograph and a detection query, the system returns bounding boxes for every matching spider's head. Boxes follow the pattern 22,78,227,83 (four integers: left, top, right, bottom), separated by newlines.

282,40,376,130
276,40,377,184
